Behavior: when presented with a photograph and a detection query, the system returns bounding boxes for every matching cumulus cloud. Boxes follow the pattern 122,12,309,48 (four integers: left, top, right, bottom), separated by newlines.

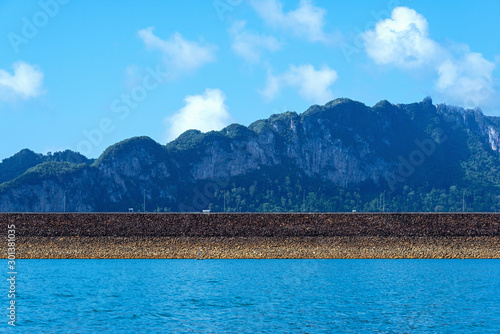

164,88,232,142
250,0,335,43
229,20,281,63
362,7,439,68
138,27,215,74
261,64,338,103
436,52,496,108
0,61,44,100
363,6,497,108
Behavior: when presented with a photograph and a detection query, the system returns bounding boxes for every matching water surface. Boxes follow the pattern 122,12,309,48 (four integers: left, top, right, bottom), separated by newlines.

7,259,500,333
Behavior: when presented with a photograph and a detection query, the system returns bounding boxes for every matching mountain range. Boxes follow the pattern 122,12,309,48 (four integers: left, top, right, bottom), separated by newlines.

1,97,499,212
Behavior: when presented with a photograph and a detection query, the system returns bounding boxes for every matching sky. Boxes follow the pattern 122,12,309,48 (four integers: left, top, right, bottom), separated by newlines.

0,0,499,161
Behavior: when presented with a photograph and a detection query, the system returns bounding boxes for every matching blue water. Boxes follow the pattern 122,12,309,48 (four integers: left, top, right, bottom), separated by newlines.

5,260,500,333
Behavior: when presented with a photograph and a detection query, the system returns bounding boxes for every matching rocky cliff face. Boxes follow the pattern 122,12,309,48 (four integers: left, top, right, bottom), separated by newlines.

1,97,499,212
0,165,97,212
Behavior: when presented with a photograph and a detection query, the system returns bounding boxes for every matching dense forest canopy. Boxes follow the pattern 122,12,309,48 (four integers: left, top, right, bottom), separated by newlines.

1,98,499,212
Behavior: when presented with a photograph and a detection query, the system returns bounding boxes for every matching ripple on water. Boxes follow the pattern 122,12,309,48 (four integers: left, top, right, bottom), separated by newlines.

11,259,500,333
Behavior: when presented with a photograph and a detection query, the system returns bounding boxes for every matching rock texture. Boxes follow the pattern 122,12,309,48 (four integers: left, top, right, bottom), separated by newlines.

0,98,499,212
1,213,499,259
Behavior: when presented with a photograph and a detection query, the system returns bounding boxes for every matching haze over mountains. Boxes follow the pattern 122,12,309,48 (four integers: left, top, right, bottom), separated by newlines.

1,97,499,213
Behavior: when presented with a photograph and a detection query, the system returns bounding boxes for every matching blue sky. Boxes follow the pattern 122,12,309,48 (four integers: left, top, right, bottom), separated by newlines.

1,0,499,161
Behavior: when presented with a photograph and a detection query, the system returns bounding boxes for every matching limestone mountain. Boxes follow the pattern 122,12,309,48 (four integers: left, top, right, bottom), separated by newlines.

1,97,499,212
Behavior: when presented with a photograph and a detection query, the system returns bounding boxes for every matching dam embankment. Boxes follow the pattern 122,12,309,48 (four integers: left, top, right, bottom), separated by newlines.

1,213,499,259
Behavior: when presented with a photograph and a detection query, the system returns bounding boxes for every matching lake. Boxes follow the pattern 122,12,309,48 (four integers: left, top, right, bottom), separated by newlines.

6,259,500,333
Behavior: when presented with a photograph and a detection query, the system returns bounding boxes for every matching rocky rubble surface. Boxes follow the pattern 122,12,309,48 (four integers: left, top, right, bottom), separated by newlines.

1,213,499,259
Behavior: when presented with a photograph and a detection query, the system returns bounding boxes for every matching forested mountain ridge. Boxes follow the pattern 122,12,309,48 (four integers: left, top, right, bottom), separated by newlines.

1,97,499,212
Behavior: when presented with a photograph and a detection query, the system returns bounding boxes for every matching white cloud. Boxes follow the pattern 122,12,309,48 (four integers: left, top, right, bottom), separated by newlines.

165,88,232,142
362,6,439,68
436,52,496,108
261,64,338,103
363,6,497,108
250,0,333,43
0,61,44,100
138,27,216,74
229,20,281,63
